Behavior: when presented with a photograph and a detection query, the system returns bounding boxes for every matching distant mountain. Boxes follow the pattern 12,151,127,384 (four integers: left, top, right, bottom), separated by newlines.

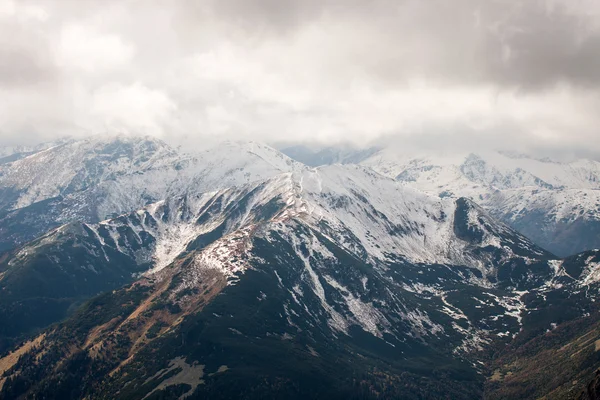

360,149,600,256
0,135,184,213
2,164,598,399
0,136,301,253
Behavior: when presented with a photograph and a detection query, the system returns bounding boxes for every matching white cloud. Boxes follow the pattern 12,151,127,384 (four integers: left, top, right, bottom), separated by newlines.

0,0,599,158
0,0,48,22
88,82,176,136
56,24,134,73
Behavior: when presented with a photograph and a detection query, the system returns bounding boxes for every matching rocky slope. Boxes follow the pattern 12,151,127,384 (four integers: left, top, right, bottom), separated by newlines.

0,139,70,165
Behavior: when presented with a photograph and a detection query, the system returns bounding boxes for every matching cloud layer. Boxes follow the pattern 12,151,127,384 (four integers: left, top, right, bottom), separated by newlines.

0,0,599,157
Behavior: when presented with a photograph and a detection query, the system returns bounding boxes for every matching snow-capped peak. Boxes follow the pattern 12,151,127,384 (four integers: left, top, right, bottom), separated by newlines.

0,134,181,209
361,148,600,191
359,148,600,256
88,164,552,288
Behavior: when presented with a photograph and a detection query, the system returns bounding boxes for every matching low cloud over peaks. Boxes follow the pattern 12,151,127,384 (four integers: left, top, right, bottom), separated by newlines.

0,0,599,158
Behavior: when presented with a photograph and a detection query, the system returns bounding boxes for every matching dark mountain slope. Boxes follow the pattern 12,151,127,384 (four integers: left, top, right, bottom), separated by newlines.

580,371,600,400
485,250,600,400
0,222,145,353
0,223,486,399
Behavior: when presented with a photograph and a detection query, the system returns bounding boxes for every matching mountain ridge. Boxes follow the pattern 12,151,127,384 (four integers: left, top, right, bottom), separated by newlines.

2,163,597,399
1,136,599,398
0,136,303,253
356,148,600,257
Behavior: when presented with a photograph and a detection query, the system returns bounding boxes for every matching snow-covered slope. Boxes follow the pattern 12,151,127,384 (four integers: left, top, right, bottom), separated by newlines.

0,139,70,164
181,140,304,197
361,149,600,256
275,165,551,276
0,136,303,214
65,165,553,291
0,136,303,251
0,135,183,211
361,149,600,191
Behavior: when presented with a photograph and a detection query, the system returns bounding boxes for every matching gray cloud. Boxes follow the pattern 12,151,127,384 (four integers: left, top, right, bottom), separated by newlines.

0,0,599,159
0,38,57,88
177,0,600,89
480,0,600,89
0,9,57,88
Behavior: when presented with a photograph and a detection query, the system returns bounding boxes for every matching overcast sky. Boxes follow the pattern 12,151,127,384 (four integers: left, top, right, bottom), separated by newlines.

1,0,600,157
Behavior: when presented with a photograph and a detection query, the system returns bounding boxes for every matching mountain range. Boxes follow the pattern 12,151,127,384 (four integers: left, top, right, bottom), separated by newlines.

0,135,599,399
279,145,600,257
359,148,600,258
0,136,300,253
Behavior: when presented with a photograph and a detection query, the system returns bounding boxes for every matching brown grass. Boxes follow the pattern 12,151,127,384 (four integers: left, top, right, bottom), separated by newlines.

84,317,121,348
0,334,45,376
0,334,46,390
